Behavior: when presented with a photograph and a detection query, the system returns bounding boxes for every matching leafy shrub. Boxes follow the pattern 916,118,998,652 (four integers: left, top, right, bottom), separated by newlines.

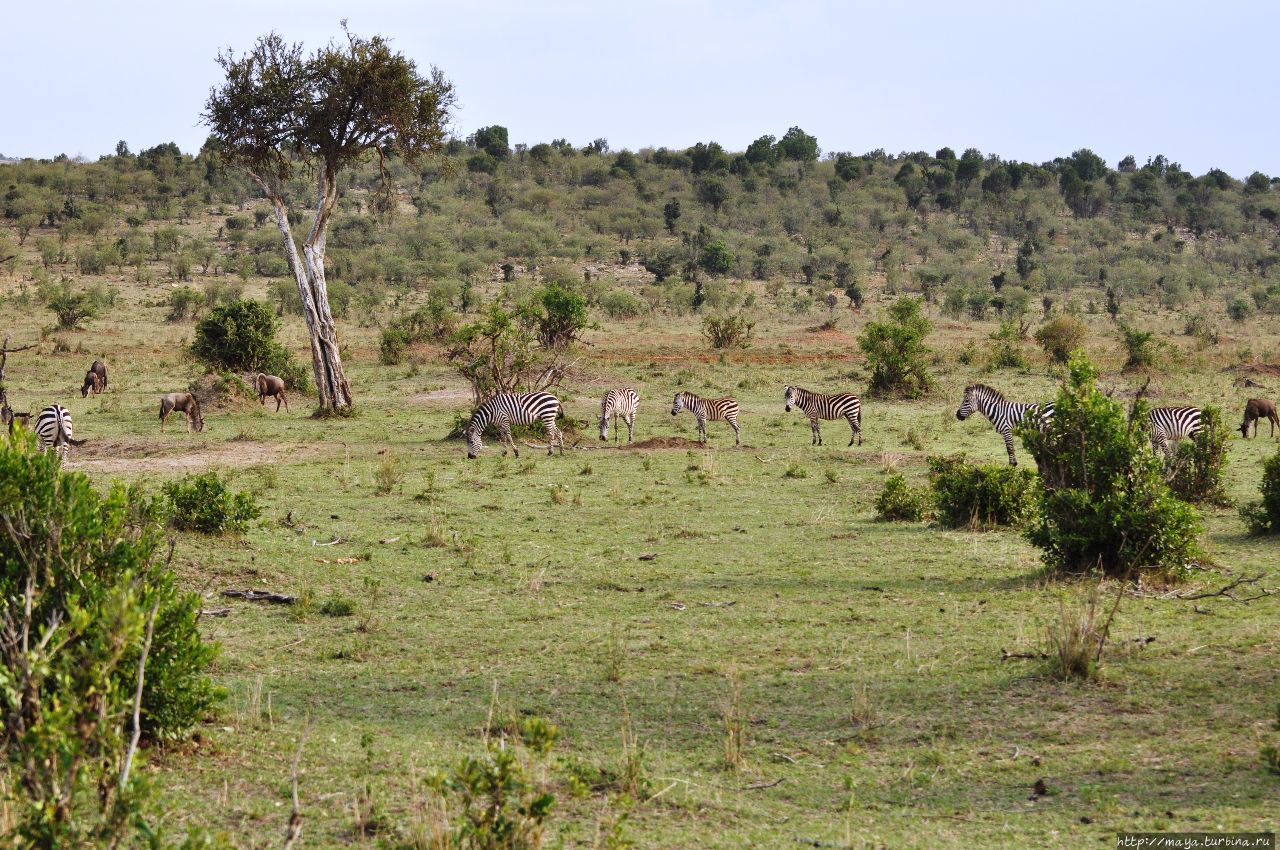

859,297,935,398
379,294,462,365
599,288,645,319
1034,315,1087,364
1226,296,1252,323
1166,406,1231,506
162,471,260,534
1020,353,1201,579
1117,320,1158,370
927,454,1037,530
426,716,559,849
46,288,99,329
533,283,590,350
702,313,755,349
167,286,204,321
988,321,1029,369
876,475,926,521
0,436,220,844
1183,314,1219,346
1240,448,1280,535
192,299,308,390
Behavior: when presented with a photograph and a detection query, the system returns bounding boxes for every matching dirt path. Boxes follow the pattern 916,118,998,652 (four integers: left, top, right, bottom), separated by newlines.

70,438,318,474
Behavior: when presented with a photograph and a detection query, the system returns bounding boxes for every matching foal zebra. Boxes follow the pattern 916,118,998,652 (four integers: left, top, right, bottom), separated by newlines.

783,385,862,446
464,391,564,458
671,391,740,445
955,383,1054,467
34,404,85,460
599,388,640,443
1147,407,1201,459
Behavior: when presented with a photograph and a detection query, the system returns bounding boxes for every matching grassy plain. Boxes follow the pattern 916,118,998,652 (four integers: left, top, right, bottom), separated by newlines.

2,265,1279,849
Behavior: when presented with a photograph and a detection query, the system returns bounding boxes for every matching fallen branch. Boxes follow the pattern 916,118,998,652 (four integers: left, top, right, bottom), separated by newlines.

198,607,232,618
311,537,345,547
743,777,783,791
1000,648,1049,660
1177,573,1274,603
222,589,296,604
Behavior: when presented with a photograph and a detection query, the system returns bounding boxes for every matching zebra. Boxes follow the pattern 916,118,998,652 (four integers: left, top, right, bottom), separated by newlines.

783,385,862,446
1147,406,1201,459
955,383,1054,466
33,404,85,460
671,391,740,445
464,391,563,458
599,388,640,443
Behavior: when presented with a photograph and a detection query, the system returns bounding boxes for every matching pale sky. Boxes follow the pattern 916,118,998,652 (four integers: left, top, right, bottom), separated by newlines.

4,0,1277,177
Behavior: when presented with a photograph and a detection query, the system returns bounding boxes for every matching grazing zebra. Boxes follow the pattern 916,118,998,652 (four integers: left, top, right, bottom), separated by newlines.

671,391,740,445
34,404,85,460
599,388,640,443
464,391,563,458
955,383,1054,467
783,385,862,446
1147,406,1201,459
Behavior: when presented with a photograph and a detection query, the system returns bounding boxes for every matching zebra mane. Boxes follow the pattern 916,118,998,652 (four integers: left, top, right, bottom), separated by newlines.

965,383,1005,401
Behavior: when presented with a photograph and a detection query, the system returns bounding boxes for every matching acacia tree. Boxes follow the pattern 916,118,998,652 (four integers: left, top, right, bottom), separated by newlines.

203,28,454,412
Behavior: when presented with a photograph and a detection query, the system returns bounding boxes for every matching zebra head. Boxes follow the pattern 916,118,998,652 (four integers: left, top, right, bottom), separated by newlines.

464,418,484,458
956,384,982,421
598,397,610,441
783,385,797,412
670,392,685,417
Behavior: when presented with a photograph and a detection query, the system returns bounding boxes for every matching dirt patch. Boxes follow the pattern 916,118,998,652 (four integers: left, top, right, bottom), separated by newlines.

71,438,316,474
626,436,713,450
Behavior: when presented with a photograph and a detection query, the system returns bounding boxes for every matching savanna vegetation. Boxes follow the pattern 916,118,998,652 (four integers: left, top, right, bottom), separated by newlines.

2,49,1279,847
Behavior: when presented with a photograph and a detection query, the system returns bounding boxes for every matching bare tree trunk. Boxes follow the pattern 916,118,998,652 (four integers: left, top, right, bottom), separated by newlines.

257,173,353,412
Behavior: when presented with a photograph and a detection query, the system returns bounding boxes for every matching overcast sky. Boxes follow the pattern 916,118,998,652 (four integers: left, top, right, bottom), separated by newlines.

4,0,1276,176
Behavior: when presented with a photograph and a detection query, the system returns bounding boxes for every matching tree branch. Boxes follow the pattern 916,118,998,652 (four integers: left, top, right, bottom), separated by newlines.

282,713,313,850
1177,573,1273,603
120,594,162,787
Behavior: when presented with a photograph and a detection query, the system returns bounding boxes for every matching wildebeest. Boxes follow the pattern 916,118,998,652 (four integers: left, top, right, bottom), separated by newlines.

159,392,204,432
1,388,31,435
255,373,289,412
81,359,107,397
1239,398,1279,439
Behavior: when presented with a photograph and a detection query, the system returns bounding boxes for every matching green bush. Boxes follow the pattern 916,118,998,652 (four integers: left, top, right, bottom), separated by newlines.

859,297,935,398
876,475,927,522
167,286,204,321
1020,353,1201,579
599,288,646,319
702,313,755,349
1117,320,1158,370
162,471,261,534
1240,448,1280,535
0,436,220,845
192,299,308,391
1166,406,1231,506
1034,314,1087,364
427,716,559,849
927,454,1037,530
47,287,99,329
988,321,1029,369
379,294,461,365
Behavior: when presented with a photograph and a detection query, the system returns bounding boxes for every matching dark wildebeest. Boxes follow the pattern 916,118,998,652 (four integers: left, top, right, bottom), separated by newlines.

159,392,204,432
1239,398,1279,439
255,373,289,412
81,359,107,397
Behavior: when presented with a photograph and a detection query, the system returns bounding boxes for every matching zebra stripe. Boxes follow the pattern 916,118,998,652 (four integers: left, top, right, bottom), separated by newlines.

599,388,640,443
1147,407,1200,459
464,391,563,458
783,385,862,446
671,391,740,445
34,404,80,461
955,383,1054,467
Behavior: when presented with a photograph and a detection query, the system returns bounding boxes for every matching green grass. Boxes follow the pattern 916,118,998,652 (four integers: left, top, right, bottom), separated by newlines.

2,266,1279,847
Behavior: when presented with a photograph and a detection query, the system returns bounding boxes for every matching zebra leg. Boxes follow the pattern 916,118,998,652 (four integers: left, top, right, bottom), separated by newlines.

614,412,620,444
625,414,634,443
1002,429,1018,466
810,416,820,446
731,417,740,446
848,415,860,447
697,415,707,443
500,421,517,457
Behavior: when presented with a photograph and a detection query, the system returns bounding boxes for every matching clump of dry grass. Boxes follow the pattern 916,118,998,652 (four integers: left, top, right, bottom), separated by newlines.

721,666,747,772
879,451,905,474
1046,584,1111,680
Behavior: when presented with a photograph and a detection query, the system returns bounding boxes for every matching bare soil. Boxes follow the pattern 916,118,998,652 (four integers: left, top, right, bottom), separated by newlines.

70,438,316,474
